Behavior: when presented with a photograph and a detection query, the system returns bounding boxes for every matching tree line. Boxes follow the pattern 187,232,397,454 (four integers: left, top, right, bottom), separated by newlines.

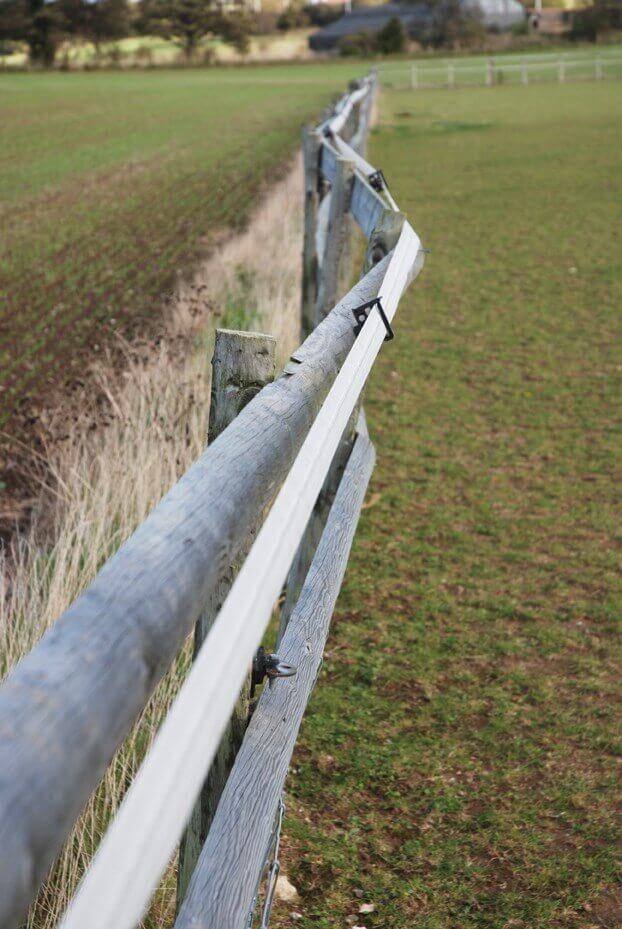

0,0,253,66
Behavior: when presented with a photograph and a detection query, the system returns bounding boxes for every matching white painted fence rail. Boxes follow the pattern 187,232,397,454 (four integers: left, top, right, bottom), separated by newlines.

0,72,424,929
381,51,622,90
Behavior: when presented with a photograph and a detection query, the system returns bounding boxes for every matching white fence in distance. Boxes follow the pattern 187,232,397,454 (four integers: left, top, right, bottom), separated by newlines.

381,51,622,90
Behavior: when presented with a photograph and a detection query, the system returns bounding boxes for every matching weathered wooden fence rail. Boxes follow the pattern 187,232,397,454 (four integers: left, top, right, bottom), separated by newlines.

0,72,424,929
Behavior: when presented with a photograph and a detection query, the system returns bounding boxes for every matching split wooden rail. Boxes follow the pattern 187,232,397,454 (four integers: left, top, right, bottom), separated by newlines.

0,72,424,929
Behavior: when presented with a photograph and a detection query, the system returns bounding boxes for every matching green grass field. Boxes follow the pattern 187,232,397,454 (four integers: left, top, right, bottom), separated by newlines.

0,64,358,434
275,82,621,928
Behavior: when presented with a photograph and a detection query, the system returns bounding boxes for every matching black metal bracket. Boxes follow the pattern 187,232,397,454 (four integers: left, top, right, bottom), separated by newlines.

351,297,394,342
251,646,297,697
367,169,387,193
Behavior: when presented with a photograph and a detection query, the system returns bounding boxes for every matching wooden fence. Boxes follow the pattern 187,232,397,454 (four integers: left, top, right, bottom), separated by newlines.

0,72,424,929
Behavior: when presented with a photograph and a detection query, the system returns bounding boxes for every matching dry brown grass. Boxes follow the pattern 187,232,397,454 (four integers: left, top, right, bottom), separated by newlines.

0,158,304,929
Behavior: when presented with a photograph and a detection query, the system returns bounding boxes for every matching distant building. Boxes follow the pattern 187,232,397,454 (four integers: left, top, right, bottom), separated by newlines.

309,0,526,51
462,0,525,30
309,3,434,51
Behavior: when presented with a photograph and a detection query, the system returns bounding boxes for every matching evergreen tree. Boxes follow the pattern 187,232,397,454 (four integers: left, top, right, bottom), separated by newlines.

61,0,130,53
0,0,66,65
375,16,406,55
139,0,249,59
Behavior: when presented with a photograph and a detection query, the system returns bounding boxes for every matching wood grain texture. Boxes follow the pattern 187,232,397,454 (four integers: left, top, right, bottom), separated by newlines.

207,330,276,443
56,236,418,929
315,189,331,268
364,208,407,274
347,76,373,156
358,72,376,158
278,404,358,643
283,138,370,640
315,156,354,326
350,174,386,241
320,142,385,241
0,252,392,929
175,430,376,929
300,127,321,341
177,329,276,907
319,140,338,186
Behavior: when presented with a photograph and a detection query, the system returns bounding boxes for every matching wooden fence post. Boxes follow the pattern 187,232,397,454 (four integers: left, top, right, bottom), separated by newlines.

486,58,493,87
279,208,406,643
301,126,321,341
356,77,375,158
280,158,356,640
315,156,354,327
176,431,376,929
278,404,358,641
177,328,276,908
363,208,407,274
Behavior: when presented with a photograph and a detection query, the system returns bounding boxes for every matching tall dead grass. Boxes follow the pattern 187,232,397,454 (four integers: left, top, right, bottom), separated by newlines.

0,158,304,929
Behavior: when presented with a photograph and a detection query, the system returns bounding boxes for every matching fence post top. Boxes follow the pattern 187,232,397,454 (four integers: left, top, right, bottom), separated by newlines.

214,328,276,346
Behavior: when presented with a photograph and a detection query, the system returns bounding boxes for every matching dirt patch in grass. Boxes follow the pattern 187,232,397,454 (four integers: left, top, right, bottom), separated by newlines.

589,890,622,929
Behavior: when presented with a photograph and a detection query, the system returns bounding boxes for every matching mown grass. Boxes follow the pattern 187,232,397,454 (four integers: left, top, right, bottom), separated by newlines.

0,63,359,431
274,83,621,928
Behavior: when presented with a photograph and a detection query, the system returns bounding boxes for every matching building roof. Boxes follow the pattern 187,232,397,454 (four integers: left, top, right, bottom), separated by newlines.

309,0,526,50
309,3,433,50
